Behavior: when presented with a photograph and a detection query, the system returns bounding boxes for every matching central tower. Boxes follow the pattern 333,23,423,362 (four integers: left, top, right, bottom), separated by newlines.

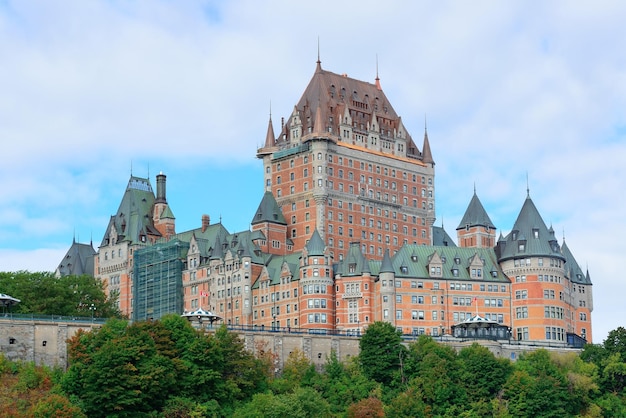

257,59,435,261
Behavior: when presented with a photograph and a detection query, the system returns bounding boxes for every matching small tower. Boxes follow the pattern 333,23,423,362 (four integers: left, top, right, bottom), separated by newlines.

457,188,496,248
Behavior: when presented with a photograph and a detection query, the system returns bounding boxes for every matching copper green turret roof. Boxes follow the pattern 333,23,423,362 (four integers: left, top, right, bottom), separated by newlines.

251,191,287,226
380,249,394,273
305,229,325,256
457,190,495,230
101,175,161,247
561,240,592,285
335,242,370,276
497,194,564,262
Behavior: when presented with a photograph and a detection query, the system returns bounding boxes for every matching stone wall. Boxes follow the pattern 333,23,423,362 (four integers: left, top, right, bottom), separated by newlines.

1,318,581,370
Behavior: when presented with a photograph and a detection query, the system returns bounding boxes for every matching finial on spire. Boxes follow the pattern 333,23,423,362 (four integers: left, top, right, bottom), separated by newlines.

424,114,427,133
130,160,133,176
316,37,321,71
375,54,381,90
526,172,530,197
473,181,476,195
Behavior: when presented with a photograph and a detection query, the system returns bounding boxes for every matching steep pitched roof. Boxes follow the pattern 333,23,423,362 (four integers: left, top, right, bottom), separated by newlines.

561,240,592,285
335,242,371,276
497,194,564,262
432,225,457,247
56,239,96,277
251,191,287,226
275,61,423,160
305,229,325,256
422,127,434,165
457,191,495,230
100,175,160,247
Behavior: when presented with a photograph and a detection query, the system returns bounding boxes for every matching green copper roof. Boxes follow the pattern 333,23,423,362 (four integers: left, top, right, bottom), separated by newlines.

432,225,457,247
335,242,370,276
497,195,564,262
305,229,325,256
561,240,592,285
101,175,160,247
457,191,495,230
251,191,287,226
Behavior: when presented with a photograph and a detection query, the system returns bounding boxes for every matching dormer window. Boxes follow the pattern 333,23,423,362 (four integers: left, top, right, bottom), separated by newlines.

512,230,518,240
533,228,539,239
452,267,459,277
455,257,460,265
411,255,418,262
401,265,408,274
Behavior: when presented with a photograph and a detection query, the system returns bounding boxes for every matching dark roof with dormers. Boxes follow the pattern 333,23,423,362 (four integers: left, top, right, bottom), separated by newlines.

305,229,325,256
561,240,592,285
251,191,287,226
251,252,301,289
497,194,564,262
432,225,457,247
335,242,370,276
100,175,161,247
56,239,96,277
368,244,507,283
271,61,424,160
457,191,495,230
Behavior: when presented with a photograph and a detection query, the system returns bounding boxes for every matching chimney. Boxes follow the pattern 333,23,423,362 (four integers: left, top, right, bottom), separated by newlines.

202,214,210,232
156,172,167,203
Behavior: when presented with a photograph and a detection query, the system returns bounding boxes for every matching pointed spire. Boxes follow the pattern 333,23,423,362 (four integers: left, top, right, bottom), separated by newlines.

316,37,322,72
380,249,394,273
421,118,434,165
375,54,381,90
264,104,275,148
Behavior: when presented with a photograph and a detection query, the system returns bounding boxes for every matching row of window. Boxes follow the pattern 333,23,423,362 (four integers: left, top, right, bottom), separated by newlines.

272,154,432,184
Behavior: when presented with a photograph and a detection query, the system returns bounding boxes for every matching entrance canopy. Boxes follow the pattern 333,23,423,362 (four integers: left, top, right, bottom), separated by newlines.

0,293,20,308
182,308,222,325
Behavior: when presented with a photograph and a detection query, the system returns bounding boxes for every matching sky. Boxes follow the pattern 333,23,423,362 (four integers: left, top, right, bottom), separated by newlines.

0,0,624,343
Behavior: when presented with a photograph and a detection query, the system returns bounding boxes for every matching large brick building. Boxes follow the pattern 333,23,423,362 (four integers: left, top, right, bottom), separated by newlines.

78,60,592,345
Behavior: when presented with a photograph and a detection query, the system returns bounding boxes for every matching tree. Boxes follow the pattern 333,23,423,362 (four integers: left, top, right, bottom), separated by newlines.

457,343,512,401
346,397,385,418
359,321,405,386
403,336,467,415
502,350,571,417
62,319,183,417
233,387,331,418
0,271,123,318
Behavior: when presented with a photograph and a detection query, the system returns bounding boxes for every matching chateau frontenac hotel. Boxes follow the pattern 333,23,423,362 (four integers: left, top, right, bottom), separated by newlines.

57,59,593,345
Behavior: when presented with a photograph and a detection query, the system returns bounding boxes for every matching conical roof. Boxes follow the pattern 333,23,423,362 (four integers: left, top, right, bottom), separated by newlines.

498,194,564,261
251,191,287,226
561,240,592,285
305,229,325,256
457,191,495,230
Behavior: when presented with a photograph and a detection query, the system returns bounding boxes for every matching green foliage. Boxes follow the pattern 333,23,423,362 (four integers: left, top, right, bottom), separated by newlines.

28,393,87,418
402,336,467,415
62,318,270,417
457,343,512,400
232,387,331,418
311,352,378,414
502,350,571,417
359,321,405,386
0,271,123,318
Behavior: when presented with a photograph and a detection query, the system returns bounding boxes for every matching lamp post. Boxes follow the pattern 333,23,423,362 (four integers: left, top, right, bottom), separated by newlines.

273,314,277,331
89,304,96,321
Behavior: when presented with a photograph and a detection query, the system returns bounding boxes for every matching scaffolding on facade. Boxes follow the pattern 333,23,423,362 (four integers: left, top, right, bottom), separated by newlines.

133,239,187,321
